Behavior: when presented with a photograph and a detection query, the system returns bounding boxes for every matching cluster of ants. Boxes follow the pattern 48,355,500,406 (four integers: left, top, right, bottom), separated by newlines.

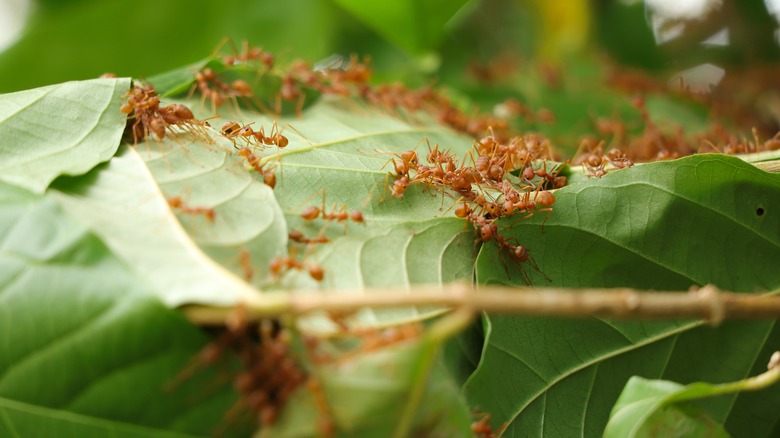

268,195,367,283
174,304,432,435
172,308,335,436
235,198,367,286
121,83,212,144
121,81,326,286
188,43,518,143
380,131,562,278
120,83,291,233
189,43,276,114
122,42,780,438
574,95,780,165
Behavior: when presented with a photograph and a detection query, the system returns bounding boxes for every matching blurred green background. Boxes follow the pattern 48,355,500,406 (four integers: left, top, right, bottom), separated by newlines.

1,0,779,90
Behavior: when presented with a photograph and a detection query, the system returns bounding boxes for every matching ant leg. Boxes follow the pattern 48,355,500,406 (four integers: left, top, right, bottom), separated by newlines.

441,196,466,217
295,94,306,118
285,123,313,146
274,93,282,117
209,36,232,59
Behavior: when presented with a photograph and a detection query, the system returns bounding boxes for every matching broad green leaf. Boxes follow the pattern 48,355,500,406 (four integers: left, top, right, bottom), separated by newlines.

194,99,480,327
442,318,485,387
606,362,780,437
49,144,268,307
0,78,130,193
331,0,473,55
134,124,288,291
466,154,780,437
0,397,201,438
604,377,729,438
0,181,244,437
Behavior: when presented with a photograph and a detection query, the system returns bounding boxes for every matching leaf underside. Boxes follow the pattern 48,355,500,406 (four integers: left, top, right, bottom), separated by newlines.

0,181,245,437
0,78,130,193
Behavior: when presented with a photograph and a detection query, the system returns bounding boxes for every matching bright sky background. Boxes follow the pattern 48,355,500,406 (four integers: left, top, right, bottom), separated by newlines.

0,0,30,51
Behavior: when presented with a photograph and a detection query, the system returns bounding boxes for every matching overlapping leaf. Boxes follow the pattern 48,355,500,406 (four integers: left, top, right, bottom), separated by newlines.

0,78,130,193
159,98,482,326
0,398,204,438
465,154,780,436
0,181,245,437
49,144,269,307
605,377,731,438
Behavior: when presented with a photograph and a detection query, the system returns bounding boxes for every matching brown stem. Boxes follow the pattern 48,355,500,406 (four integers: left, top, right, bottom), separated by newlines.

183,284,780,326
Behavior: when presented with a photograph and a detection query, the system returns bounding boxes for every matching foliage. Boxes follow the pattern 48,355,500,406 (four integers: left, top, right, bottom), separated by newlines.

2,1,780,437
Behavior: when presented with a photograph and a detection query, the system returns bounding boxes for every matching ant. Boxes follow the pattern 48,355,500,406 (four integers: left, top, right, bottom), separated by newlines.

299,192,365,226
222,121,289,149
220,40,275,70
190,67,255,116
288,230,331,245
237,147,277,189
269,255,325,282
524,160,567,189
167,196,216,222
238,249,253,282
221,121,259,147
471,414,508,438
605,148,634,169
390,175,410,199
255,121,289,148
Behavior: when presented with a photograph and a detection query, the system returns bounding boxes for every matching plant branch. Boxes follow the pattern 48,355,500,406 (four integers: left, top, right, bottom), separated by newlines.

183,284,780,326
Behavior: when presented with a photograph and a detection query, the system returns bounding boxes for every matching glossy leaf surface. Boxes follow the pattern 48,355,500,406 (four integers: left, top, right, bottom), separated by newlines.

467,155,780,437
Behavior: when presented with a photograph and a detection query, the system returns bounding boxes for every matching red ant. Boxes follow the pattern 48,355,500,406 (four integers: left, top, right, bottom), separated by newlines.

606,148,634,169
122,84,210,144
238,249,253,282
167,196,215,222
471,414,508,438
222,120,289,149
255,121,289,148
237,147,277,189
221,121,258,146
522,160,566,189
390,175,410,199
300,192,365,226
221,40,275,69
288,230,331,245
269,255,325,282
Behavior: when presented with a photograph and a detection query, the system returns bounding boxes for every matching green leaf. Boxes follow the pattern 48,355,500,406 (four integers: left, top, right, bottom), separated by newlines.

134,125,288,291
49,144,270,307
147,59,218,98
466,155,780,436
331,0,473,55
206,100,480,326
0,397,201,438
606,362,780,438
0,78,130,193
0,181,243,437
604,377,729,438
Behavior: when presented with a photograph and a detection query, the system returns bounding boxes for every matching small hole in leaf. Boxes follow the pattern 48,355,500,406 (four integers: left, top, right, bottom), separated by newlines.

756,207,765,216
